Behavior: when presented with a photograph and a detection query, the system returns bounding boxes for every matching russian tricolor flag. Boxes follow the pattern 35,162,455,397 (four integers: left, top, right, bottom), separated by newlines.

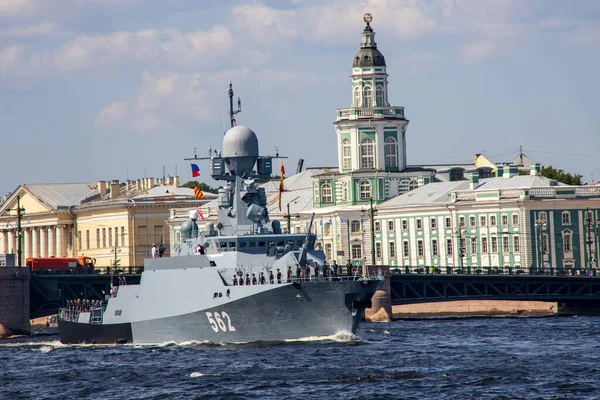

191,163,200,177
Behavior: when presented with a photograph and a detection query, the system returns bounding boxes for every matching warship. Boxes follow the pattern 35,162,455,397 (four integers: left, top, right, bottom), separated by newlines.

58,83,383,344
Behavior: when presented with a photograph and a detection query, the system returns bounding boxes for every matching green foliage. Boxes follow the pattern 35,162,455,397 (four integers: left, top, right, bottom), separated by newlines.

180,181,219,193
540,165,583,185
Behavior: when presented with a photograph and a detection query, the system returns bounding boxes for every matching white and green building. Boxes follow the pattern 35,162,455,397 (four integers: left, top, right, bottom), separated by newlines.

373,168,600,273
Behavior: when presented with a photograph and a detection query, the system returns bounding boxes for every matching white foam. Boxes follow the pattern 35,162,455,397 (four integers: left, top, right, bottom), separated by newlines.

284,330,361,343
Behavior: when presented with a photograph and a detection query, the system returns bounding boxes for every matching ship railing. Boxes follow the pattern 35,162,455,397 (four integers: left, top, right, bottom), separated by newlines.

58,307,104,324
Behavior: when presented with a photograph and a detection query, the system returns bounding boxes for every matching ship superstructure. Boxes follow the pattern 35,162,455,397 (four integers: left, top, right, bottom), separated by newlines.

58,83,383,345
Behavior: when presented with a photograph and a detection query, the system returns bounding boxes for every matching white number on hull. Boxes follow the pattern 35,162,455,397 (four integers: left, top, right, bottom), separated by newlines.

206,311,236,332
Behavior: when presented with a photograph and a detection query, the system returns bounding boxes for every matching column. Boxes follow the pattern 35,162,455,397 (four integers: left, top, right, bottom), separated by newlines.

40,227,47,258
0,231,5,254
47,226,55,258
23,229,31,260
56,226,64,258
7,230,14,254
31,228,39,258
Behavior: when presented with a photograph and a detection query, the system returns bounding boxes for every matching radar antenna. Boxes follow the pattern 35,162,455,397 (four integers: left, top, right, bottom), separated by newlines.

228,81,242,129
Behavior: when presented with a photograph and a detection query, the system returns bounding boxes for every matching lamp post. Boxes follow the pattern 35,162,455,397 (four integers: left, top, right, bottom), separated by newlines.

455,228,466,273
368,197,377,267
534,216,547,274
7,196,25,267
585,207,594,272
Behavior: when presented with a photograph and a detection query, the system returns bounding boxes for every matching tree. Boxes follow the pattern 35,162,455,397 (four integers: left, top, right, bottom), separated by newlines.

180,181,219,193
541,165,582,186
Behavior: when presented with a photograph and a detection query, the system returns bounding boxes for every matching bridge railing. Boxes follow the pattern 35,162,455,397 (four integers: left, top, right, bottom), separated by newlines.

388,266,600,277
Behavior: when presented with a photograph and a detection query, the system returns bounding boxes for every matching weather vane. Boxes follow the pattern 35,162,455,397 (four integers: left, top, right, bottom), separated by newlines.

363,13,373,25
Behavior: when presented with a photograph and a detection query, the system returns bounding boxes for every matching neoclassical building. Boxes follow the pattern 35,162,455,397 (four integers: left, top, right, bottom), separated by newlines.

0,177,214,268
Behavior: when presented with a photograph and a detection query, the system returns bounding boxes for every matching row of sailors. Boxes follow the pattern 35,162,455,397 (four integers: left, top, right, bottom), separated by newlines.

66,299,104,313
230,262,351,286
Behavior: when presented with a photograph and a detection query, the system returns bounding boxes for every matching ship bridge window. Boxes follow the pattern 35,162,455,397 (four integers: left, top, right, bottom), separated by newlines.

278,241,285,246
229,242,236,248
239,242,247,248
249,242,256,247
296,240,303,246
220,242,227,248
209,261,216,266
258,241,266,247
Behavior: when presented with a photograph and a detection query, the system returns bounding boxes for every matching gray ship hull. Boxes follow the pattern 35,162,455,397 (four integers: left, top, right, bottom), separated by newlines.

59,279,380,344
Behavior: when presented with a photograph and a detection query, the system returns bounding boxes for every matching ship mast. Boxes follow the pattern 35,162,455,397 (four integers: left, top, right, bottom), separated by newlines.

228,81,242,129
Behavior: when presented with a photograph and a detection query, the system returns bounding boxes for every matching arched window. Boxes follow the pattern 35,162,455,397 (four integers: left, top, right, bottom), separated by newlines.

341,181,348,201
354,87,361,107
359,179,371,199
360,139,374,168
351,220,361,233
450,168,464,181
342,139,351,170
384,137,397,168
321,183,332,203
376,85,384,106
363,86,372,107
409,179,419,191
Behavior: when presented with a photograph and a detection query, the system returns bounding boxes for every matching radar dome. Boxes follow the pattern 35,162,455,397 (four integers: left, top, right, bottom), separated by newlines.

222,126,259,158
180,219,198,241
222,125,259,177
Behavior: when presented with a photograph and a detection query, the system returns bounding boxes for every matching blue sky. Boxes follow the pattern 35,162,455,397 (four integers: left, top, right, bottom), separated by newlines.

1,0,599,196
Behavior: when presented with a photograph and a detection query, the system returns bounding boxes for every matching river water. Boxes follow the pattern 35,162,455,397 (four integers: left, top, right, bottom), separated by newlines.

1,316,599,399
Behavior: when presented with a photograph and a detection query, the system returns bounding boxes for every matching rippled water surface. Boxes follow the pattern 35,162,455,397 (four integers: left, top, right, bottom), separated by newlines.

2,317,600,399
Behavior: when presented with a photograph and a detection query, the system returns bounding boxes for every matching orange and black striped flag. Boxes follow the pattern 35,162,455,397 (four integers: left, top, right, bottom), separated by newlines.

194,186,205,199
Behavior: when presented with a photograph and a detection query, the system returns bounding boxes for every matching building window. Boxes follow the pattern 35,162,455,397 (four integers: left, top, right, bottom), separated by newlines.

388,220,395,232
430,218,437,230
102,228,106,248
562,211,571,225
341,182,348,201
375,242,382,259
121,227,125,247
416,219,422,230
384,137,398,168
470,237,477,254
374,221,380,232
376,85,384,106
512,214,519,226
314,185,320,203
538,212,547,223
563,231,572,252
360,139,375,168
359,179,371,200
96,228,100,248
324,223,331,236
491,236,498,253
108,228,113,247
459,216,465,228
85,230,90,250
342,139,351,170
469,216,476,228
351,220,361,233
503,236,509,253
480,216,487,227
354,87,361,107
389,241,396,258
482,237,488,253
321,183,332,203
325,243,332,260
450,169,464,181
490,216,497,226
542,234,549,254
351,244,362,259
417,240,424,257
502,214,508,226
363,86,372,107
401,219,408,231
513,236,520,253
403,240,409,257
409,180,419,191
77,231,82,250
446,238,453,255
432,239,438,257
445,217,451,229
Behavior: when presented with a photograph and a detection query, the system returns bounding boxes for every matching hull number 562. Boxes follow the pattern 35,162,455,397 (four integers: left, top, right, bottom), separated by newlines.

206,311,236,332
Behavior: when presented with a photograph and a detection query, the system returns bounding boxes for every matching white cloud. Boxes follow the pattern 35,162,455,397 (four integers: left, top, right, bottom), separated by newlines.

0,0,36,16
0,45,24,71
94,101,128,127
460,40,495,63
0,21,56,37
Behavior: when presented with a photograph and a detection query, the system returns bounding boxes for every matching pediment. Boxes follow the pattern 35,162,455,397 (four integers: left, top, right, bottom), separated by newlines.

0,186,54,217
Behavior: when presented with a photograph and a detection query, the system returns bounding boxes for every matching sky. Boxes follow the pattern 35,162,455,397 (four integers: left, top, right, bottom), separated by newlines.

1,0,599,197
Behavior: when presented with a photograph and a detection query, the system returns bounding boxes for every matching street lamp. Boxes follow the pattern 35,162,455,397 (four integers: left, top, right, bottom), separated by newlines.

455,228,466,274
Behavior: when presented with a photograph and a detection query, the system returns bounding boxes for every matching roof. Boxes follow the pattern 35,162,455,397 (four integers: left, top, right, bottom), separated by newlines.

23,183,99,209
379,175,563,209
